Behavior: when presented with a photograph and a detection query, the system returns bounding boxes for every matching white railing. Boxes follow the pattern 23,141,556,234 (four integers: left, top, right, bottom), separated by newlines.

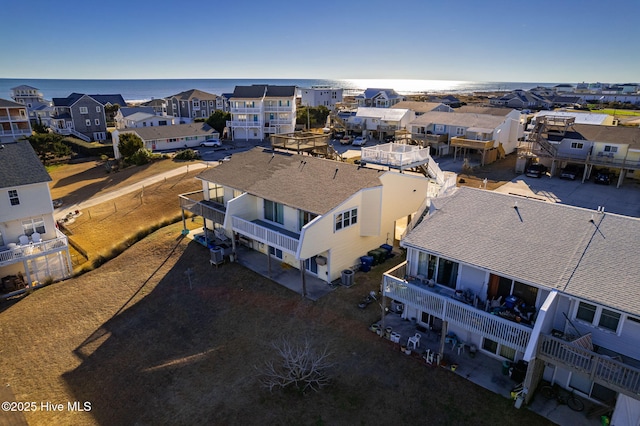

361,143,432,168
231,216,299,254
227,120,263,128
230,107,261,114
264,106,294,112
383,262,532,352
0,232,68,266
538,334,640,399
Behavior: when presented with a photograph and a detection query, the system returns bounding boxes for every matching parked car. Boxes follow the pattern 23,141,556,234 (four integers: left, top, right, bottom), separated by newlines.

384,134,396,143
560,164,582,180
352,136,367,146
525,163,548,178
200,138,222,147
340,135,353,145
594,169,612,185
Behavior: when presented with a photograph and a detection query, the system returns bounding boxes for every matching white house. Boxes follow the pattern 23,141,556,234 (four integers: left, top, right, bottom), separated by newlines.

0,141,73,297
112,122,219,158
383,187,640,423
300,86,343,109
391,101,453,116
226,85,297,141
114,107,176,129
179,148,431,287
0,98,32,143
355,88,406,108
348,107,415,141
409,110,524,160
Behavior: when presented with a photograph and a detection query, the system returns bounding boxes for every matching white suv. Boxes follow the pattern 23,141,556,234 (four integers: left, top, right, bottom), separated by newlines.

352,136,367,146
200,138,222,147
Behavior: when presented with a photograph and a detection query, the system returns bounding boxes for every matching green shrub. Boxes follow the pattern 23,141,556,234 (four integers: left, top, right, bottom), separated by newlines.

129,148,152,165
174,149,200,160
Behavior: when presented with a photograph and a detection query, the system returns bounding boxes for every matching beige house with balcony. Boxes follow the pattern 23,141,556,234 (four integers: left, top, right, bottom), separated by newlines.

0,98,32,143
408,110,524,160
0,141,72,297
383,187,640,422
179,148,430,290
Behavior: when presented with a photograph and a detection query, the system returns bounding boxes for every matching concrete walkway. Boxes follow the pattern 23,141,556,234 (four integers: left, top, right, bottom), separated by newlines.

54,162,209,221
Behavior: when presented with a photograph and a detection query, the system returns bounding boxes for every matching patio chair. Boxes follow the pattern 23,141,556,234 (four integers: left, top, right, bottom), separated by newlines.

407,333,421,350
31,232,41,243
18,235,29,245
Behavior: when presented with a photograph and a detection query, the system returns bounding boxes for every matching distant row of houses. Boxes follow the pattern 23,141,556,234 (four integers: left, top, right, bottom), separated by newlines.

2,90,640,424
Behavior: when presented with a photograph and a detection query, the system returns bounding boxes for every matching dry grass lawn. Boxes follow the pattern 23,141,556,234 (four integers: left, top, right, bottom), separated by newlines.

0,156,552,425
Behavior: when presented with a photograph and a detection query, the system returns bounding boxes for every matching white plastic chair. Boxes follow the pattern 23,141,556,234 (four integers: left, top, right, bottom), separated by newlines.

31,232,41,243
408,333,421,350
18,235,29,245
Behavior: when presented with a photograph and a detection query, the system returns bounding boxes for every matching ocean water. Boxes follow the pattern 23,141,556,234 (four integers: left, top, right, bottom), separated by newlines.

0,78,564,103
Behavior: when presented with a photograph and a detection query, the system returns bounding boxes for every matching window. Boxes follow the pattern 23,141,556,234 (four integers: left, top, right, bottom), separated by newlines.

299,210,318,230
435,124,445,133
22,218,45,236
96,106,101,112
94,119,100,125
455,127,465,136
599,309,621,332
85,119,91,126
576,302,597,323
603,145,618,153
436,258,458,289
334,208,357,231
570,142,584,149
268,246,283,259
576,302,621,333
305,256,318,274
482,337,515,361
209,184,224,204
264,200,284,224
8,190,19,206
79,107,88,114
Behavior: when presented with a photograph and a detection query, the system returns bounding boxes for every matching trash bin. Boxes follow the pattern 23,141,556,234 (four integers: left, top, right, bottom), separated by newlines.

371,248,386,264
367,250,380,265
360,256,373,272
505,295,518,309
379,244,393,257
341,269,354,287
502,360,511,375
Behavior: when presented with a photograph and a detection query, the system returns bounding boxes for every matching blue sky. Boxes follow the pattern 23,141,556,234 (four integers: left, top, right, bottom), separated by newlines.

2,0,638,83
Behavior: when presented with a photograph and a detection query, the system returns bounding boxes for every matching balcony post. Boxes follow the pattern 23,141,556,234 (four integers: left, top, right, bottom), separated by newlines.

300,259,307,298
439,319,448,360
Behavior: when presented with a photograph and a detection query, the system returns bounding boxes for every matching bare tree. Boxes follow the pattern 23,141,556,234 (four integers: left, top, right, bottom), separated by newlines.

258,337,333,393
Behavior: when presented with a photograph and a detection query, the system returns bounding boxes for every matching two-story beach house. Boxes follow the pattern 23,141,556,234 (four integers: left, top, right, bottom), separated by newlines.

0,98,32,143
114,107,175,130
346,107,415,141
382,187,640,424
179,147,431,288
355,89,406,108
112,122,219,158
165,89,225,123
518,118,640,185
50,93,108,142
226,85,297,141
409,110,525,161
300,86,343,109
0,141,72,297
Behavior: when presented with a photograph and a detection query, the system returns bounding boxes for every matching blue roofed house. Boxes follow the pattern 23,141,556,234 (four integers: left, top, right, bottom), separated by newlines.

383,187,640,424
356,88,406,108
114,107,176,129
9,85,53,126
0,141,73,297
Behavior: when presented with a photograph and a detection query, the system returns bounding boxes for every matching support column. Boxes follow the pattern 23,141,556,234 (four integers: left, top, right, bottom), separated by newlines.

181,208,187,231
299,259,307,299
439,320,448,360
267,245,271,278
617,169,625,188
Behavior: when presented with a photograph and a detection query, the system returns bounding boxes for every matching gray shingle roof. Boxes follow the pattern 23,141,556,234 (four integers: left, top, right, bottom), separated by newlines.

402,187,640,316
0,98,24,108
410,111,506,128
391,101,445,113
0,141,51,189
118,122,216,141
166,89,218,101
196,147,384,215
456,106,515,116
89,94,126,106
570,124,640,148
230,85,296,99
119,107,155,117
